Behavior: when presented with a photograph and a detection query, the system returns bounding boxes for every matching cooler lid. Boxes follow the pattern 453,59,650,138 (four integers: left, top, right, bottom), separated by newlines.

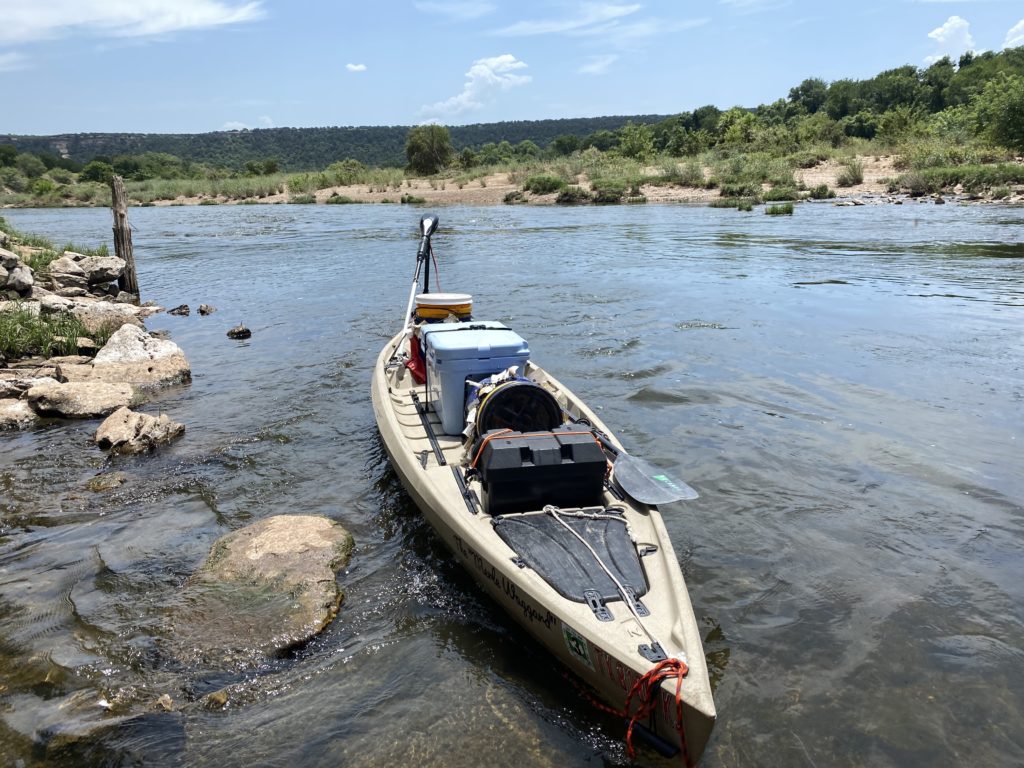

422,321,529,360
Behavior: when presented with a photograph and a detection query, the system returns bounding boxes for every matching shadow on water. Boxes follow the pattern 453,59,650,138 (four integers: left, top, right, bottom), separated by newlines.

1,203,1022,766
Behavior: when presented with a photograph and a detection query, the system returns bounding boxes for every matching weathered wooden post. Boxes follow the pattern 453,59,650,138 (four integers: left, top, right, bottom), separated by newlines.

110,175,139,301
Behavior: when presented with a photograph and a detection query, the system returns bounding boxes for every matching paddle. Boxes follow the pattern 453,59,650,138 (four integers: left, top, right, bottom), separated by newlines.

589,427,699,505
399,214,440,333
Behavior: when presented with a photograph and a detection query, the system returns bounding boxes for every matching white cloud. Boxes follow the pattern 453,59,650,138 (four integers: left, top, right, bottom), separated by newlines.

924,15,974,64
0,52,29,72
346,63,367,72
0,0,263,46
493,3,640,36
578,54,618,75
222,115,273,130
421,53,530,118
1005,19,1024,49
414,1,495,20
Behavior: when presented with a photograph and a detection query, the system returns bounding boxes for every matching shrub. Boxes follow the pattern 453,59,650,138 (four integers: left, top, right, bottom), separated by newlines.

556,186,590,204
991,186,1011,200
289,194,316,204
400,194,426,204
522,174,565,194
809,184,836,199
677,161,705,187
198,198,220,205
836,159,864,187
591,178,628,203
719,182,759,197
762,186,799,201
503,190,525,204
765,203,795,215
325,194,361,204
737,199,754,212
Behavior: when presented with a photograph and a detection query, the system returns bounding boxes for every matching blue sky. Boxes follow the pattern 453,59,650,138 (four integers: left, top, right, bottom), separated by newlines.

2,1,1023,135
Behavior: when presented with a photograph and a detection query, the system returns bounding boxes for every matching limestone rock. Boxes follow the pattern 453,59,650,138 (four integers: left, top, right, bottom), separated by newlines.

168,304,190,316
0,247,18,269
38,293,75,313
70,301,148,334
79,256,126,285
95,406,185,454
0,374,59,399
0,265,7,285
198,304,216,316
26,381,134,419
84,324,191,386
48,255,86,278
168,515,354,667
227,324,251,339
0,398,38,429
6,264,34,293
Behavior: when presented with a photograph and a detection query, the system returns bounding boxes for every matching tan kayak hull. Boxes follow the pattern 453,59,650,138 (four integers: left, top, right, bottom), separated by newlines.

372,331,715,761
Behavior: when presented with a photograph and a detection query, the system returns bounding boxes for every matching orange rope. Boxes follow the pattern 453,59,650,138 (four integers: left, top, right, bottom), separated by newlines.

623,658,691,765
560,659,693,765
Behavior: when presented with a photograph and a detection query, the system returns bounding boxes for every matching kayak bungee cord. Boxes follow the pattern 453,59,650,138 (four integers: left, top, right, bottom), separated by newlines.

541,504,693,765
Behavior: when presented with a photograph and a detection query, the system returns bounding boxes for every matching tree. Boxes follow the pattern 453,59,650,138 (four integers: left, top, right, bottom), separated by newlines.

0,145,16,167
551,134,580,155
15,153,46,179
618,122,655,162
405,124,454,175
79,160,114,183
973,73,1024,152
788,77,828,114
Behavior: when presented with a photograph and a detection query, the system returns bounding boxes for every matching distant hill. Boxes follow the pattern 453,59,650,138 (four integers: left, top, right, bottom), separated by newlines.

0,115,670,171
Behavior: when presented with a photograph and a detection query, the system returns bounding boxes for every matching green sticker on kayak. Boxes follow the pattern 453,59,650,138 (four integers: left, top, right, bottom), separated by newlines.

563,624,594,670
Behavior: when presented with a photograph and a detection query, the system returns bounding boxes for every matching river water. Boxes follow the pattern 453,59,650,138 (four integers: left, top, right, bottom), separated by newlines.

1,202,1021,767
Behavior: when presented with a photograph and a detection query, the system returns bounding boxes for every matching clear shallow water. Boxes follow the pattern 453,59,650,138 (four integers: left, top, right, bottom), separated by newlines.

1,202,1022,766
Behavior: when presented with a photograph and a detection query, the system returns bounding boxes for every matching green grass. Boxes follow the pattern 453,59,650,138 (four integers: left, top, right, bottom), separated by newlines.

324,194,362,204
762,186,800,201
0,304,93,359
522,174,566,194
836,159,864,187
709,197,759,209
991,186,1011,200
809,184,836,199
765,202,795,215
555,186,590,204
288,194,317,204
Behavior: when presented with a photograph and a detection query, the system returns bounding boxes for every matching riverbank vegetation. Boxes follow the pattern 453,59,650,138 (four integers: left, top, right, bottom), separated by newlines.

3,48,1023,209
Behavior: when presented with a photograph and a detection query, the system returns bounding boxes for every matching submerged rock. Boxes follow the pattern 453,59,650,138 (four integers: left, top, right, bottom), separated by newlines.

85,471,128,492
25,381,134,419
198,304,216,316
95,406,185,454
167,515,354,667
227,324,251,339
168,304,190,316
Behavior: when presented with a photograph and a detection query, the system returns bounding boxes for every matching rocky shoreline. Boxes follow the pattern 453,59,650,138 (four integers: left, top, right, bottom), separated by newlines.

1,224,357,749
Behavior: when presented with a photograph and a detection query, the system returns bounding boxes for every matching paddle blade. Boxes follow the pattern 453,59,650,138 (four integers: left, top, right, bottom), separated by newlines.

612,452,699,505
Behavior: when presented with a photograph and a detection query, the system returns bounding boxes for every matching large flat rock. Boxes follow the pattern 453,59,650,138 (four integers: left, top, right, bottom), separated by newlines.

95,406,185,454
26,381,134,419
167,515,354,668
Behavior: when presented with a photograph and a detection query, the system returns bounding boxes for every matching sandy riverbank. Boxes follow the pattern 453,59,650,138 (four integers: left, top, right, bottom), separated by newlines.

147,156,910,207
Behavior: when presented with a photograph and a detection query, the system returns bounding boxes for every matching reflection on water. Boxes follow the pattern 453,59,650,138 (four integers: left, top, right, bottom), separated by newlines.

1,203,1022,766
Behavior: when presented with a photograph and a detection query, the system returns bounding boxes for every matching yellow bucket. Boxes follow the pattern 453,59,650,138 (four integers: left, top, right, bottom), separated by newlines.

415,292,472,320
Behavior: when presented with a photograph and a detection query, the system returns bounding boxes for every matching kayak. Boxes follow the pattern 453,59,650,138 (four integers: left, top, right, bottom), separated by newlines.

370,215,715,763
